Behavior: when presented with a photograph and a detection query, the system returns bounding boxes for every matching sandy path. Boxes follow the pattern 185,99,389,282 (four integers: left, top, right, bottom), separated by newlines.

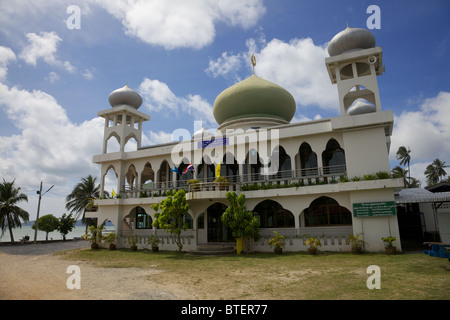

0,241,183,300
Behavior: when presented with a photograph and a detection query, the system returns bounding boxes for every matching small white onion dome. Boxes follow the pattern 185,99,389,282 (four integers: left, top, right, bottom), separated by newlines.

192,127,214,139
108,85,143,109
328,26,376,57
347,99,376,116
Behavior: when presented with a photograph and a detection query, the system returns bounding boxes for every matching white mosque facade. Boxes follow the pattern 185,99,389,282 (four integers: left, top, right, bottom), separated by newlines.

88,27,405,252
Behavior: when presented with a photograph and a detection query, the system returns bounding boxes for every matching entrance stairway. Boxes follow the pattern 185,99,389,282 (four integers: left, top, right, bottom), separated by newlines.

190,243,236,255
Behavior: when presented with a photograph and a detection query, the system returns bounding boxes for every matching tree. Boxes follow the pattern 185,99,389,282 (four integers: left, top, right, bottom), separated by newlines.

58,213,77,241
66,175,107,222
425,158,449,186
391,166,421,188
221,192,260,251
32,214,60,241
0,179,30,244
396,146,411,182
151,190,190,252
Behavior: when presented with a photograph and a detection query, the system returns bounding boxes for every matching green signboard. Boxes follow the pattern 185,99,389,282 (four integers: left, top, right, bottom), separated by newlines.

353,201,396,217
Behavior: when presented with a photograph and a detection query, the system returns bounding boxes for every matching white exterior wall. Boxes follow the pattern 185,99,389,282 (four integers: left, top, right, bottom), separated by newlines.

91,110,403,253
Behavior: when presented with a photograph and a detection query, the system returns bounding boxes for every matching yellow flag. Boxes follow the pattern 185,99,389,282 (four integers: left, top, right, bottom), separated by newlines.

216,162,221,178
112,189,116,198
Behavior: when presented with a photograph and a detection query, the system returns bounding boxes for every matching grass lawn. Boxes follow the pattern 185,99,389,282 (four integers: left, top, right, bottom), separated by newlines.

64,248,450,300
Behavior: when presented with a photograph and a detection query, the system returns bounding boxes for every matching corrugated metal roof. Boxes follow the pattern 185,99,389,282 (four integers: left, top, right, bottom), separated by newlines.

395,188,450,204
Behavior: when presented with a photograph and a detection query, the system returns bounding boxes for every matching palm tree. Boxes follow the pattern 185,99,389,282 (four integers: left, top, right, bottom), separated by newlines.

0,179,30,244
396,146,411,182
66,175,107,221
424,158,449,186
391,166,420,188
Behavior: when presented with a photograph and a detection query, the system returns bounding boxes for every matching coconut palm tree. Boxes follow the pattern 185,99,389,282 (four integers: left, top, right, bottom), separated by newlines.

391,166,420,188
396,146,411,182
424,158,449,186
0,179,30,244
66,175,107,221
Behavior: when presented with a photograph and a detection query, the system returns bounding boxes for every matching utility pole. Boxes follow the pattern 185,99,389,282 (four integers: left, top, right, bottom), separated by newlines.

33,182,54,243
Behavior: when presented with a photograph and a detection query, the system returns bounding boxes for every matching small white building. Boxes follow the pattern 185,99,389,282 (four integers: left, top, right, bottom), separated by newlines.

89,26,405,252
395,185,450,245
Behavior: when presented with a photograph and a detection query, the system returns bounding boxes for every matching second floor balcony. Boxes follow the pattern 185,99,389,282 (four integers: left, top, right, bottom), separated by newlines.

120,165,348,199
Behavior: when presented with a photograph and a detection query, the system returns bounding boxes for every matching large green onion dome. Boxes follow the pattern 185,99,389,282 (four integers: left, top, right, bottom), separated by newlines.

212,75,296,127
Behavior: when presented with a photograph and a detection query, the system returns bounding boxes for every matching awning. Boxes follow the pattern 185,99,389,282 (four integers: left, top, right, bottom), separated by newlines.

395,188,450,204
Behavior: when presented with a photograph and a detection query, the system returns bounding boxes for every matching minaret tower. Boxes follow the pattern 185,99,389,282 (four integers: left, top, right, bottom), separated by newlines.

325,26,385,116
98,85,150,153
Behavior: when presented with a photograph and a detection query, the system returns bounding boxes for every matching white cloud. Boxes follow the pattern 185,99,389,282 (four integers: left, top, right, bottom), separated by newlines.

139,77,216,125
206,36,338,111
205,51,242,80
0,46,16,81
97,0,265,49
0,83,104,186
390,91,450,184
19,31,76,73
0,49,104,207
46,71,60,84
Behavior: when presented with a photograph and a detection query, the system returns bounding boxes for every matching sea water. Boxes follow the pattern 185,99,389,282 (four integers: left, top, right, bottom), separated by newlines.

0,225,88,243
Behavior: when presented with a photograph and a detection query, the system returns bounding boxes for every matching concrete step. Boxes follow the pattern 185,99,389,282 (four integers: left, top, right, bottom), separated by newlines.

190,243,236,255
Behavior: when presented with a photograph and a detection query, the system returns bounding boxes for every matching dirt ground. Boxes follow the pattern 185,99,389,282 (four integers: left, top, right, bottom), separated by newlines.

0,240,188,300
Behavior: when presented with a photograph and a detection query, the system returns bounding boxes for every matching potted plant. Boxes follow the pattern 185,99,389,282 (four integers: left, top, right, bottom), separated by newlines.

187,179,201,192
268,231,286,254
147,235,161,252
382,236,397,255
82,224,103,249
128,236,138,251
346,233,366,254
214,176,230,191
305,237,321,255
103,232,117,250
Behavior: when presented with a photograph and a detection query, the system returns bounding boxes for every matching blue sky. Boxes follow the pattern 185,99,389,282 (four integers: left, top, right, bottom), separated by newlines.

0,0,449,220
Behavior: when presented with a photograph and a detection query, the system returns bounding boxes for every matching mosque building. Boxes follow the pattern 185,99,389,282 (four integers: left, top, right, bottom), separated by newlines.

89,26,405,252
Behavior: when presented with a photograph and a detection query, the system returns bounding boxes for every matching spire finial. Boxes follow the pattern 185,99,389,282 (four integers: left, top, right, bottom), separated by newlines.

346,22,350,29
251,54,256,75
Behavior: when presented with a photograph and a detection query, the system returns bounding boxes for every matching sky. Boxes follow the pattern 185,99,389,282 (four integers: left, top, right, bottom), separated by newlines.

0,0,449,220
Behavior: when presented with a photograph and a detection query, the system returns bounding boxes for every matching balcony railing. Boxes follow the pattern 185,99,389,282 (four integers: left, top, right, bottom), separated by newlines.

119,165,347,199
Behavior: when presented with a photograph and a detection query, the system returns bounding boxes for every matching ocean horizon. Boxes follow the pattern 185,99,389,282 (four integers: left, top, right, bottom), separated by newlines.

0,220,114,243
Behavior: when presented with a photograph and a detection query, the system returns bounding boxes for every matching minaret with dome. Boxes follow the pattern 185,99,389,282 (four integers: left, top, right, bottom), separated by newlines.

98,85,150,154
325,25,384,116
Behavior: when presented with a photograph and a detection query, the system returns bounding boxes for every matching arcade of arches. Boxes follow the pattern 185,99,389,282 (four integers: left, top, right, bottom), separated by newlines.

122,196,352,243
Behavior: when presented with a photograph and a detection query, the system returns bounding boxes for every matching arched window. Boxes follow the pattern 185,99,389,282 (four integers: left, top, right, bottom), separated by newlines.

141,162,154,189
299,142,318,176
304,196,351,227
177,159,194,186
221,153,239,182
244,150,263,182
269,146,292,179
136,206,152,229
158,160,172,188
253,200,294,228
322,139,346,175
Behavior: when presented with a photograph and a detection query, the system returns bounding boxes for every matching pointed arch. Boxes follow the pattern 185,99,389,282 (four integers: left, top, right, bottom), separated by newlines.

141,162,154,189
125,164,138,190
158,160,172,189
304,196,352,227
299,142,318,177
253,199,294,228
322,138,346,175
